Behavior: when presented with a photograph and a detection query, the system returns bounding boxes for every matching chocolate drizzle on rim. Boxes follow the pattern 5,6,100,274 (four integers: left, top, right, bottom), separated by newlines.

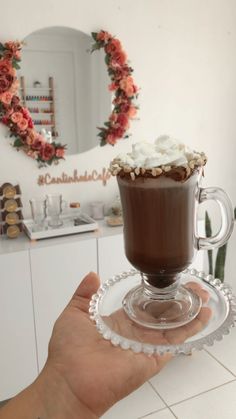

110,152,207,182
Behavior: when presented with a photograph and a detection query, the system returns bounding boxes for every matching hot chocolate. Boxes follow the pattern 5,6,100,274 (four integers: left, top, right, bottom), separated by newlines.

117,173,199,287
111,136,207,288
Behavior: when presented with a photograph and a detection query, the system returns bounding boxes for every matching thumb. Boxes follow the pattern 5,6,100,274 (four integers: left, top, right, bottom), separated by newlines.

76,271,100,299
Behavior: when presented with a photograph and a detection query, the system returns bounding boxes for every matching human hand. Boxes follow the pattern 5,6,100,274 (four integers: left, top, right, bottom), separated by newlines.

40,272,211,418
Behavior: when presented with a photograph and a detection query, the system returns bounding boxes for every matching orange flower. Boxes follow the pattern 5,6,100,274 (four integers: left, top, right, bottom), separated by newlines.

17,118,28,131
11,111,23,124
56,148,65,158
107,133,118,145
0,91,13,105
26,129,38,145
97,31,112,42
127,106,137,118
119,76,136,97
10,79,19,94
0,60,12,75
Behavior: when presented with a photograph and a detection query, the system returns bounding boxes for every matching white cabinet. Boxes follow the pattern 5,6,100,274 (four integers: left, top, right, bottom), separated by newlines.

0,251,37,400
30,238,97,371
98,233,132,281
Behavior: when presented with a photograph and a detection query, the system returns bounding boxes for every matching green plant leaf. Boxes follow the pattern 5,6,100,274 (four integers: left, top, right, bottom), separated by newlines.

91,32,98,41
13,138,23,147
12,61,21,70
215,243,227,282
205,211,213,275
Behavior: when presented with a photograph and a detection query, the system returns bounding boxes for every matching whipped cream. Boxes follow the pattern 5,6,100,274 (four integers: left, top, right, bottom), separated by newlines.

115,136,203,169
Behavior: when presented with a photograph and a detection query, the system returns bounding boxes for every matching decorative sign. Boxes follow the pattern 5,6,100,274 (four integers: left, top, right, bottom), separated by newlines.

37,168,111,187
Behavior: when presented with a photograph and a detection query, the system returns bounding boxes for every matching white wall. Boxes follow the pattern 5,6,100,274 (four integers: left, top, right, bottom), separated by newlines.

0,0,235,280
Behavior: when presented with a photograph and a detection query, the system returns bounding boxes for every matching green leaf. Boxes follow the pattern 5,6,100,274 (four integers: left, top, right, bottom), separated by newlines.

215,243,228,282
0,43,6,51
105,54,110,66
12,61,21,70
100,138,107,146
13,138,23,147
91,32,98,41
205,211,213,275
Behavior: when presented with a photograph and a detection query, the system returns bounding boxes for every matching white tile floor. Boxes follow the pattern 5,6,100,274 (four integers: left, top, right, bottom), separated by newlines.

102,326,236,419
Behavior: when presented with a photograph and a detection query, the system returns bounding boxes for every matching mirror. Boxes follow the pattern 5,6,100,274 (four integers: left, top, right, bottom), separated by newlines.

19,27,111,155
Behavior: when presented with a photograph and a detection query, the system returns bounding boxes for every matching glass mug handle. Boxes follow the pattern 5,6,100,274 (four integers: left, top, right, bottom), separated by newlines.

196,187,234,250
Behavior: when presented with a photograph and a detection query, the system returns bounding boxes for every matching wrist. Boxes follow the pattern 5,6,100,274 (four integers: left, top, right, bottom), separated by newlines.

35,362,98,419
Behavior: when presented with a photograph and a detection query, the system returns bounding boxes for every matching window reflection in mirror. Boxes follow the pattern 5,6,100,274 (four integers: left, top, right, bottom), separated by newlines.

19,27,111,155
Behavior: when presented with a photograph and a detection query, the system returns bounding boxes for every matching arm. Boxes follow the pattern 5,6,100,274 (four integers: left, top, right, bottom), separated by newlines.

0,364,97,419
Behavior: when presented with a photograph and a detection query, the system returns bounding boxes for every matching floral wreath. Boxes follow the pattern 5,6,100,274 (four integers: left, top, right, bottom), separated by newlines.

91,30,139,146
0,41,66,166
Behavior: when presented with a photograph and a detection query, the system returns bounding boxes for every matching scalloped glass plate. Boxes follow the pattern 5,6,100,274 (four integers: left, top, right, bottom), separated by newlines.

89,268,236,355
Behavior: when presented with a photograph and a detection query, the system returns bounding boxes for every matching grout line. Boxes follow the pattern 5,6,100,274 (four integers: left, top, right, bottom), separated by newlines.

137,406,167,419
148,381,169,409
203,348,236,377
147,382,178,418
168,378,236,408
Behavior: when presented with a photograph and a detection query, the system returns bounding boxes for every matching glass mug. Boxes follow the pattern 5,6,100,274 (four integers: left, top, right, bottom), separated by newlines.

29,198,47,232
117,169,234,329
46,194,66,228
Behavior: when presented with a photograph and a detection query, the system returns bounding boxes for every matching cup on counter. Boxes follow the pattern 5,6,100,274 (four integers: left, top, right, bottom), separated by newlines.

29,197,47,232
90,201,104,220
46,194,66,228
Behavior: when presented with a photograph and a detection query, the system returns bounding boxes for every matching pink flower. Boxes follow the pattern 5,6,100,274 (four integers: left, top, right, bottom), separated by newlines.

112,65,130,80
11,95,20,107
116,113,129,129
40,143,55,161
14,50,21,60
96,31,112,42
127,106,137,118
9,79,19,94
0,60,12,75
108,82,117,91
27,149,38,159
119,76,136,97
5,41,21,52
105,38,122,55
26,129,38,145
55,148,65,158
113,126,125,138
0,91,13,105
0,74,13,93
11,111,23,124
1,116,9,124
111,50,127,66
17,118,28,131
106,133,118,145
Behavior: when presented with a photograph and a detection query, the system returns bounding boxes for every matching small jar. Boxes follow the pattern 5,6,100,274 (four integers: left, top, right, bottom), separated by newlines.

90,201,104,220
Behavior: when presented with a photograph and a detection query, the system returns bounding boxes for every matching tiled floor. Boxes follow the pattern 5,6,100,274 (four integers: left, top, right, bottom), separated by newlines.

102,326,236,419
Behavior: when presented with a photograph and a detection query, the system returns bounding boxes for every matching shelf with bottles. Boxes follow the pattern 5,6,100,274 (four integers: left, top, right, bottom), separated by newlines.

20,76,58,138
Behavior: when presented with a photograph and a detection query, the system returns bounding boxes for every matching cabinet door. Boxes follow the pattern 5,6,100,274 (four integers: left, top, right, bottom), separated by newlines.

0,251,37,401
98,234,132,281
30,239,97,371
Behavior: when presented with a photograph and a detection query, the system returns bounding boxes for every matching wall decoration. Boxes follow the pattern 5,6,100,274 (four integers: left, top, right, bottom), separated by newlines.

0,41,66,166
37,167,111,187
91,30,139,146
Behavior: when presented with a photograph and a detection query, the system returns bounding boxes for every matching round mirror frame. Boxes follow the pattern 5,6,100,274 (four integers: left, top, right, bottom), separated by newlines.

0,31,139,167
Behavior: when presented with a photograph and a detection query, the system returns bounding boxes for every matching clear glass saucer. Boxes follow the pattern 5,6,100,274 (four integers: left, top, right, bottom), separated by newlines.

89,269,236,355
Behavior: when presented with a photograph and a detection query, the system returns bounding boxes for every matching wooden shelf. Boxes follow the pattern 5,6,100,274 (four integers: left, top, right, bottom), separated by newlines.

20,76,57,138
